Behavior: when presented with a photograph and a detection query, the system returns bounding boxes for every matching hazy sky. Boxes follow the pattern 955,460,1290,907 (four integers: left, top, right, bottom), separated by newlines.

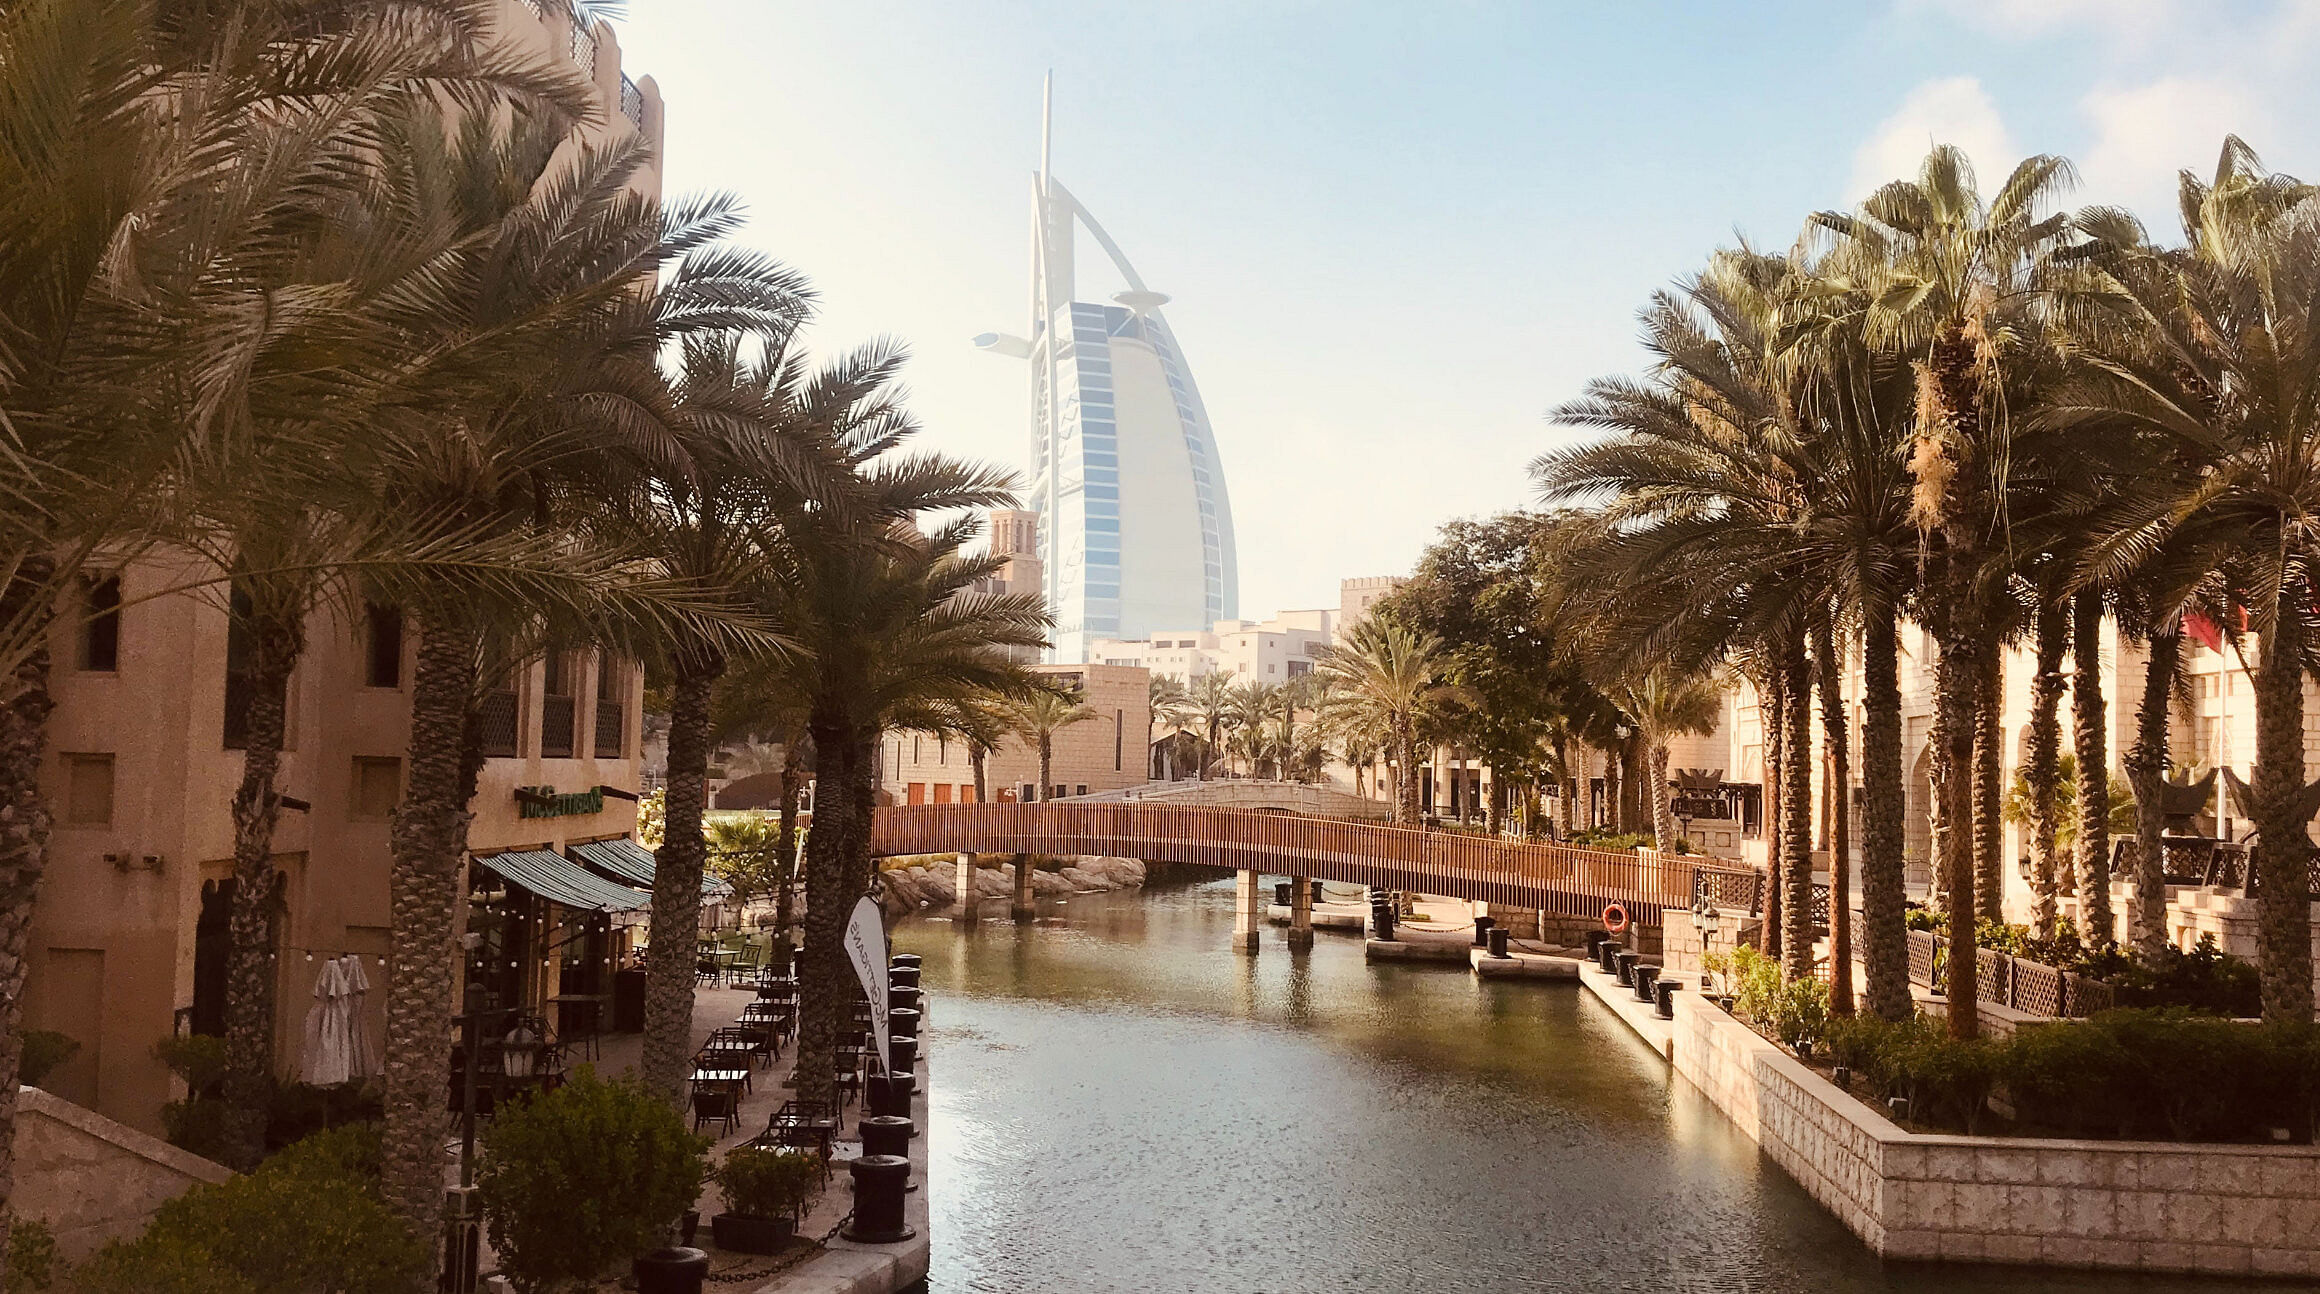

613,1,2318,620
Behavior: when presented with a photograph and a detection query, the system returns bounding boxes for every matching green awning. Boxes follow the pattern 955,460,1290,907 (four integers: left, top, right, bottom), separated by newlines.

567,837,734,900
476,849,650,913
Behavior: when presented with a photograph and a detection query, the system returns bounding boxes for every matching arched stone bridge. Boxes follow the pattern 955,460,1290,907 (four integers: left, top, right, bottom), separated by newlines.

870,801,1748,928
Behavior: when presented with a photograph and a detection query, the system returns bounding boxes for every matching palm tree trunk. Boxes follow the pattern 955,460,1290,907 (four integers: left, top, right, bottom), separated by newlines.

219,616,303,1170
0,559,58,1242
1393,718,1420,827
968,746,987,804
1814,616,1855,1016
775,747,802,949
1860,596,1911,1021
1648,743,1676,851
1780,629,1815,978
1552,732,1573,838
1972,650,2005,927
643,649,721,1106
796,721,872,1107
1037,734,1052,801
1603,746,1623,835
2072,588,2113,948
2248,579,2318,1023
381,613,481,1241
1931,627,1983,1039
2023,601,2068,930
1762,667,1784,962
2125,629,2179,967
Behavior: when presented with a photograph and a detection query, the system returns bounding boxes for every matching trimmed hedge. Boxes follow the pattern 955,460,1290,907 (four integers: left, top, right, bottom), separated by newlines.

1824,1010,2320,1142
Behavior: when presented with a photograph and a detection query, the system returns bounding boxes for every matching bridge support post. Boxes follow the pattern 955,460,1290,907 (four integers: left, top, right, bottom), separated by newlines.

954,852,978,924
1232,869,1262,953
1287,875,1314,950
1011,856,1036,922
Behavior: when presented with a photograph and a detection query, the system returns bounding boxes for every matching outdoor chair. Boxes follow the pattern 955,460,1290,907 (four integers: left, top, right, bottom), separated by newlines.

752,1099,839,1173
690,1081,739,1136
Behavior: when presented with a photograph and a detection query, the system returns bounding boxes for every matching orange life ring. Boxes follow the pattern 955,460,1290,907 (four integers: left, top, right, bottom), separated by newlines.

1602,903,1630,934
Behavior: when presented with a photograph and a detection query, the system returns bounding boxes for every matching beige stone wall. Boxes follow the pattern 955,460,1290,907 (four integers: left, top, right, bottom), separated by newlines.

882,664,1151,804
12,1086,234,1260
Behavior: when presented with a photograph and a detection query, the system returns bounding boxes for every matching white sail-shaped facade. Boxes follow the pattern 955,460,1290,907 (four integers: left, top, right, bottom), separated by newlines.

982,82,1238,663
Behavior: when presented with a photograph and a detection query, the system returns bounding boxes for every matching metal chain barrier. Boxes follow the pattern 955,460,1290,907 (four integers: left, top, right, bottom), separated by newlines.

702,1210,856,1285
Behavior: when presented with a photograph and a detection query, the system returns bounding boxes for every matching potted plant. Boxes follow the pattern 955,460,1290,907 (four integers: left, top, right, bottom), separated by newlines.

710,1147,821,1254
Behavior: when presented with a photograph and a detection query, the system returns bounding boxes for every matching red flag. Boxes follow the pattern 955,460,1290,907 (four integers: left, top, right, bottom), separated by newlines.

2185,612,2223,653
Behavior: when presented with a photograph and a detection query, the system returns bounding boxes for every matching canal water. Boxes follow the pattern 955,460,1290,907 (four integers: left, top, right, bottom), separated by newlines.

892,874,2269,1294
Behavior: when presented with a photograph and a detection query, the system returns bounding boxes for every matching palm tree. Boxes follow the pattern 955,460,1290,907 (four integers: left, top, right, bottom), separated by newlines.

2060,138,2320,1020
1812,144,2084,1037
350,107,804,1230
764,423,1046,1108
1317,618,1445,827
1620,669,1723,852
1010,687,1097,800
1187,671,1235,781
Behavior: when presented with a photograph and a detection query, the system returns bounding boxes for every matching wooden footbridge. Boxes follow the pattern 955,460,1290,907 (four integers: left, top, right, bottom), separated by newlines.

870,802,1751,928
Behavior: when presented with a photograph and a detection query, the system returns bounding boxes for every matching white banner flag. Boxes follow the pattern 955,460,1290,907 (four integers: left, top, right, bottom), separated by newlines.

841,895,892,1076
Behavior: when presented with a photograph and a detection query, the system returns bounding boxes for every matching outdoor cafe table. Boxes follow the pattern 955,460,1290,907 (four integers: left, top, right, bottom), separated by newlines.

691,1067,749,1087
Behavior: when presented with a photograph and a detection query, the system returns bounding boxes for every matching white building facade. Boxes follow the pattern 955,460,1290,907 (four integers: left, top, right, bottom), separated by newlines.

977,79,1237,663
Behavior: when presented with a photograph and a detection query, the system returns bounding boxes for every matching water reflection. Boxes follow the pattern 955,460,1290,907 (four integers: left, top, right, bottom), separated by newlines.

896,877,2269,1294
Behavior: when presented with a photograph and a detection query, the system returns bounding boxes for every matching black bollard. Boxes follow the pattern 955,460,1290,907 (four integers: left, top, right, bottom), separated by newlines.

1584,929,1609,961
1275,881,1293,907
868,1070,918,1119
1371,902,1396,942
888,965,921,991
889,1007,921,1039
888,1035,918,1072
1486,927,1511,959
1596,939,1620,974
1616,951,1639,987
1654,978,1681,1019
889,985,923,1015
860,1114,914,1156
889,953,922,970
633,1247,709,1294
842,1156,916,1244
1633,964,1660,1002
1311,880,1324,904
1471,915,1495,948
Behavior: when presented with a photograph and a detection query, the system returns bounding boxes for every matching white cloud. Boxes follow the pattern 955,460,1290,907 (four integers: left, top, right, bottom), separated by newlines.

2078,78,2271,231
1848,77,2020,202
1899,0,2184,41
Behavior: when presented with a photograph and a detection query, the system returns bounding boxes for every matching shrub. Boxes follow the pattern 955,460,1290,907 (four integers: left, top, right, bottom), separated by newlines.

1729,945,1783,1023
137,1124,424,1294
715,1147,822,1222
1767,977,1831,1057
1698,949,1732,998
1887,1028,2002,1134
152,1035,228,1092
2003,1020,2133,1137
10,1219,58,1291
70,1234,254,1294
19,1032,79,1089
264,1080,384,1152
2104,937,2264,1017
477,1067,709,1293
1904,907,1942,933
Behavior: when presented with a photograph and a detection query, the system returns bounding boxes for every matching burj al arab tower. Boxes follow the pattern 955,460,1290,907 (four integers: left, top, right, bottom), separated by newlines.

975,77,1238,664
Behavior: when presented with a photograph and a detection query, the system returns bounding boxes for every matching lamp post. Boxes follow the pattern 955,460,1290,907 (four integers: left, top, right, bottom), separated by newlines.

1690,896,1722,990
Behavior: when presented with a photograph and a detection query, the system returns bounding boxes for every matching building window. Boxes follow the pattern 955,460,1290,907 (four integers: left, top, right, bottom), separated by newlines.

1115,709,1124,771
541,652,576,758
933,784,952,805
62,753,114,826
1022,783,1038,803
907,783,926,806
351,756,401,821
79,574,121,672
1074,784,1087,798
223,584,256,750
593,654,625,759
364,603,402,688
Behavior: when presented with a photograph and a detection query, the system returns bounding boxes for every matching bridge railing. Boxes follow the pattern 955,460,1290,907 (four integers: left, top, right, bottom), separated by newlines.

871,802,1756,927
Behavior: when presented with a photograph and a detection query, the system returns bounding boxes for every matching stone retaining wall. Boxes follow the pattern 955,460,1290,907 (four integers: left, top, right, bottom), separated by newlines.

13,1085,234,1259
1661,992,2320,1277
